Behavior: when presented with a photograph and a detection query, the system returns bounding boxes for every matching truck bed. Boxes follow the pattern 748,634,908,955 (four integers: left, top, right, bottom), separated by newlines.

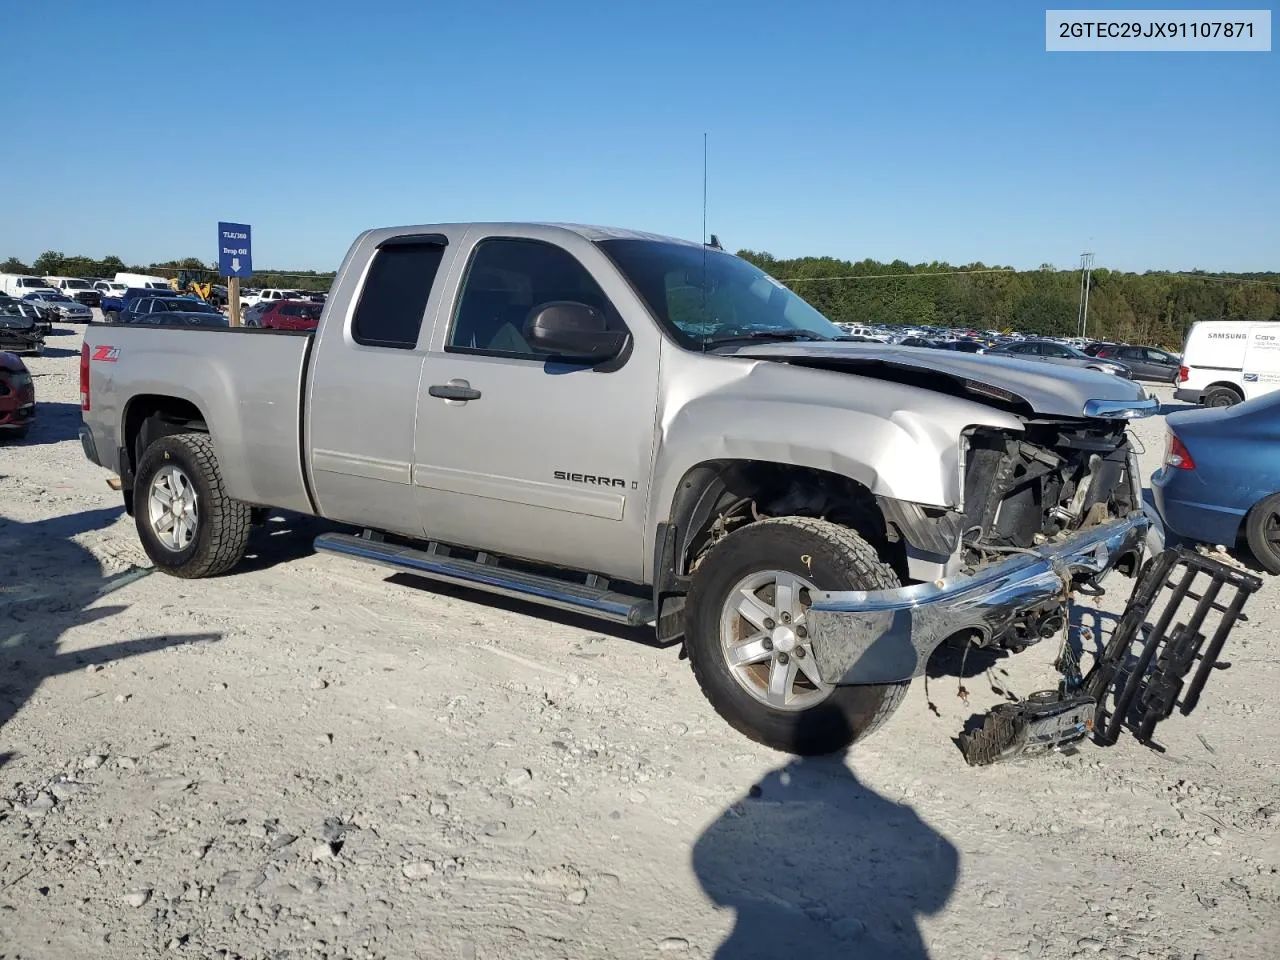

81,325,316,514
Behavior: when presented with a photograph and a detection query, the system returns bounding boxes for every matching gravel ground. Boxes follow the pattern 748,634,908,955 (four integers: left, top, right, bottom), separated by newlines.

1,324,1277,960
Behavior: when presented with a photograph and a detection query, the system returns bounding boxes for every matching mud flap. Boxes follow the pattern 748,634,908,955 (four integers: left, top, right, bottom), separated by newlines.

959,547,1262,765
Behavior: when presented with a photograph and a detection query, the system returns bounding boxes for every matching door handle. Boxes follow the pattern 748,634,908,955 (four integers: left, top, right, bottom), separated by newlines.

428,380,482,402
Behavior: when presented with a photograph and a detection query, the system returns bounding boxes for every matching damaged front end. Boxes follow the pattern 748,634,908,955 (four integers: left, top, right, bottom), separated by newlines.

809,400,1157,687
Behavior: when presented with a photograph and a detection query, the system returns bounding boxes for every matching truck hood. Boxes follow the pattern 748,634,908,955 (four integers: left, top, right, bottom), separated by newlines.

714,341,1152,419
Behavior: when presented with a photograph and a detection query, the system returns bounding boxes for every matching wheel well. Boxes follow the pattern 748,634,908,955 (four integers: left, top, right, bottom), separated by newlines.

653,460,904,644
120,395,208,510
662,459,903,584
1204,381,1243,399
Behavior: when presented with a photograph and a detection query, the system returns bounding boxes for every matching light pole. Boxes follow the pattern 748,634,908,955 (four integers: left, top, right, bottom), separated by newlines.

1077,251,1095,338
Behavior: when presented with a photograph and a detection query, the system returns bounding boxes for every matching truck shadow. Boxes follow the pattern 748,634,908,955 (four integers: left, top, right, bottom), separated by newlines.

237,512,344,574
0,507,221,769
693,710,957,959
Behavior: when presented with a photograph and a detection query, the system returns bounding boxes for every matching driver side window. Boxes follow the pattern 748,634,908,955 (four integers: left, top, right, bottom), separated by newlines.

447,238,620,358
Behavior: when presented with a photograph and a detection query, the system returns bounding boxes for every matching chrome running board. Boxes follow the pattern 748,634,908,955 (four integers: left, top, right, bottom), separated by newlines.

314,532,656,626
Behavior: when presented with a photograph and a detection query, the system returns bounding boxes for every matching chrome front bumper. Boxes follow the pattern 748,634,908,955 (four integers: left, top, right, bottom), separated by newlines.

807,512,1150,685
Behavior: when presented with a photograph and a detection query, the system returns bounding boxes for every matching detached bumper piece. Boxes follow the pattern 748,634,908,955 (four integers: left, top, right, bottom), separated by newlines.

958,691,1098,766
960,547,1261,765
1087,546,1262,751
805,512,1149,686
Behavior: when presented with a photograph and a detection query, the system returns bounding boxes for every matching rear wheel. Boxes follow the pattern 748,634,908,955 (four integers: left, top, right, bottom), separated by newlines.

684,516,909,755
1204,385,1242,408
134,432,251,578
104,309,119,323
1244,492,1280,575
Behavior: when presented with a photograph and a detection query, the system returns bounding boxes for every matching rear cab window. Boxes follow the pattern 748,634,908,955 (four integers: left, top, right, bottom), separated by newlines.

351,236,447,349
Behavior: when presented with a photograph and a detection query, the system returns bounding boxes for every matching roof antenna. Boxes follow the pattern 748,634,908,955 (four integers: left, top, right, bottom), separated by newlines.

702,132,708,246
701,134,721,250
699,133,711,352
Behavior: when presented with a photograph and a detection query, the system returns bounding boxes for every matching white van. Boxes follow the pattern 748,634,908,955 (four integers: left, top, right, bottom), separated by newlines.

0,274,59,298
1176,320,1280,407
114,272,174,290
45,276,98,297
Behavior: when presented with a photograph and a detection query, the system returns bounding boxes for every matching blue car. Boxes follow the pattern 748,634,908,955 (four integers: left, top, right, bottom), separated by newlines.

1151,390,1280,573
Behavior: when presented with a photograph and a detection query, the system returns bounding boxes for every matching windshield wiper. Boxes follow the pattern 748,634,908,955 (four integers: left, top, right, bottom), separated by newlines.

702,330,833,347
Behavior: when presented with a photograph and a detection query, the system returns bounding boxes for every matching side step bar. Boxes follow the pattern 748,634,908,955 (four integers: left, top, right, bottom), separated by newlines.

314,532,656,627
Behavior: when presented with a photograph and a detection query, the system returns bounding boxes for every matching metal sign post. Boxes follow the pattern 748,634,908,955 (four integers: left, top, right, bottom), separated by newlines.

218,222,253,328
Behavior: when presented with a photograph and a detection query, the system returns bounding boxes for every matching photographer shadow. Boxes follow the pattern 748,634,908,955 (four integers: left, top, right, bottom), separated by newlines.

692,708,957,959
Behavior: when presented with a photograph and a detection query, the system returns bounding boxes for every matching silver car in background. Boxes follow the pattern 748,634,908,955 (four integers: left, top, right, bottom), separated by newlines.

986,338,1132,378
21,291,93,324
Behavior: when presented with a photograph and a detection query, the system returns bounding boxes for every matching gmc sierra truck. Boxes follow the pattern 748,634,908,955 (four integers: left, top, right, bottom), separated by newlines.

79,222,1158,754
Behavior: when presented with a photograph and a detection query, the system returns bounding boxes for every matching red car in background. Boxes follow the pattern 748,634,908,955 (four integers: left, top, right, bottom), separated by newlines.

260,300,323,331
0,351,36,439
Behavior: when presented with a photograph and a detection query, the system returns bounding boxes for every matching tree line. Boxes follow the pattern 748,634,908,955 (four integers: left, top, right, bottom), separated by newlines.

6,249,1277,347
737,251,1280,348
0,253,335,293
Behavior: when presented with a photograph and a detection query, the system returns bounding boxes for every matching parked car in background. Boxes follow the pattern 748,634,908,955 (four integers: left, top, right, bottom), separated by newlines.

22,291,93,324
259,299,322,331
986,339,1132,378
1152,390,1280,573
0,350,36,439
0,274,58,299
101,287,194,322
45,276,103,307
240,288,299,311
127,309,230,328
1175,320,1280,408
0,302,45,355
93,280,128,300
114,272,174,290
937,339,986,354
241,301,272,327
1095,344,1180,383
119,296,222,325
3,299,52,336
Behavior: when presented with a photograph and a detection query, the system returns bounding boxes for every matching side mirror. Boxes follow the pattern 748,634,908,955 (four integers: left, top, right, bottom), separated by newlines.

524,300,626,363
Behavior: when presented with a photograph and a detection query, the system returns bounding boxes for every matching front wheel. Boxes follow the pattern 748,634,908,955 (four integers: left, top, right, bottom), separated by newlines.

134,432,251,578
684,516,909,755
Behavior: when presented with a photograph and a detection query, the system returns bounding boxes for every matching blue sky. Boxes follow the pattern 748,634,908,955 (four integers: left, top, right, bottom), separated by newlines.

1,0,1274,272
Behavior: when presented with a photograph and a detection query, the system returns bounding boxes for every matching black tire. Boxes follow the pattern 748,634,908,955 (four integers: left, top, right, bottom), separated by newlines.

1203,385,1242,408
684,516,909,755
5,424,29,440
104,310,119,323
134,432,251,578
1244,492,1280,575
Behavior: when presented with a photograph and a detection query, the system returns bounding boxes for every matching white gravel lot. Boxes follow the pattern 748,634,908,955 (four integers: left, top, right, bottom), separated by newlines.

1,323,1276,960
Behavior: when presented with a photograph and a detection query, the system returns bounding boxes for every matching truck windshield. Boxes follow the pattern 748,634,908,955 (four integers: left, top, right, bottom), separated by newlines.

64,280,91,289
596,239,843,346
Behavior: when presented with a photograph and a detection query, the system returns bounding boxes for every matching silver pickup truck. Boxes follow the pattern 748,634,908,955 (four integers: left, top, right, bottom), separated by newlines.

79,223,1158,754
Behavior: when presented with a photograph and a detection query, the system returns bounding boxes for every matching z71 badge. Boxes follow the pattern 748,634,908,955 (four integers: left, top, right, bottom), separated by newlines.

91,346,120,363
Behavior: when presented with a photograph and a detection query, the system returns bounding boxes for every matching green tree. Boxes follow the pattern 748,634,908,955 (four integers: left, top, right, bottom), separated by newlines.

1,256,31,273
32,251,65,275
